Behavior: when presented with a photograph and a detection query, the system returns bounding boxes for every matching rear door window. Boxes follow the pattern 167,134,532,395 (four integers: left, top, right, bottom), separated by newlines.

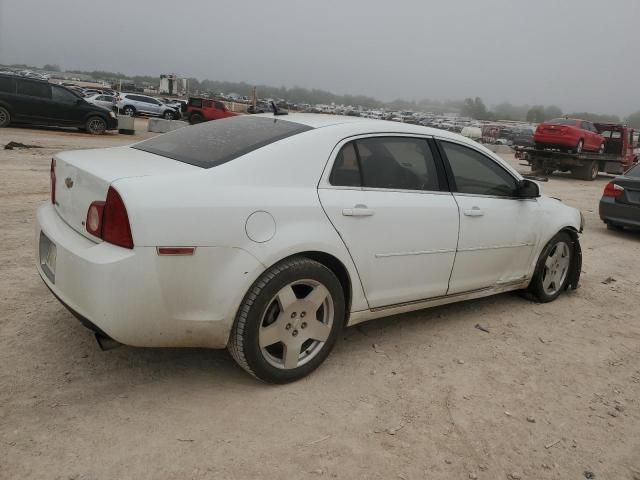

132,116,313,168
357,137,439,191
329,137,441,191
17,80,51,99
51,86,79,104
0,76,16,93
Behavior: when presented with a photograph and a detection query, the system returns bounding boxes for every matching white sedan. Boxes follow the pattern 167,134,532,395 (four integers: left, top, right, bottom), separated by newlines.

36,114,583,383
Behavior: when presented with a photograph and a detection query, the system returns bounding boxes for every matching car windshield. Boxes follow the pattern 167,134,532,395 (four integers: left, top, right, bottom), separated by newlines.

132,116,313,168
547,118,578,125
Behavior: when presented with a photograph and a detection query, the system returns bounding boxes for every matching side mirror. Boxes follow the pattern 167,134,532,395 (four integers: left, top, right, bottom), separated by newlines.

518,179,540,199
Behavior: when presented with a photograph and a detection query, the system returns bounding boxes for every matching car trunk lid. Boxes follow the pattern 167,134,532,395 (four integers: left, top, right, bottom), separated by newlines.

614,176,640,206
53,146,199,241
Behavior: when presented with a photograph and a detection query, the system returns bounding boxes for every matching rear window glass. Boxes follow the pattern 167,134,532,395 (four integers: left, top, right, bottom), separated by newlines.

132,116,313,168
626,164,640,178
548,118,578,125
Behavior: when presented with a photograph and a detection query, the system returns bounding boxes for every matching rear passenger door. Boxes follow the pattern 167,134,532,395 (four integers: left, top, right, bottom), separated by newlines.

14,80,52,123
318,135,460,308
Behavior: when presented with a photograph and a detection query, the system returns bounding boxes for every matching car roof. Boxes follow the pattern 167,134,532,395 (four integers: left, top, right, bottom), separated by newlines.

253,113,482,142
0,72,48,83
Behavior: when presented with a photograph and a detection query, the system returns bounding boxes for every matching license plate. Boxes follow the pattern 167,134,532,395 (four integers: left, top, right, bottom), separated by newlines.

39,232,56,283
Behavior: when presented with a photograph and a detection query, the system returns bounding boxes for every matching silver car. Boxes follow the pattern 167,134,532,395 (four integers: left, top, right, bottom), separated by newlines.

117,93,180,119
85,94,116,110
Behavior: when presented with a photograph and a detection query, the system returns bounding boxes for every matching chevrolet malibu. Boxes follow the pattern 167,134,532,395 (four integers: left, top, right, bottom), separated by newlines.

36,114,583,383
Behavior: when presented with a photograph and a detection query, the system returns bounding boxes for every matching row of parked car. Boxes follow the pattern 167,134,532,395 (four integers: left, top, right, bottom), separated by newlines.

0,72,198,134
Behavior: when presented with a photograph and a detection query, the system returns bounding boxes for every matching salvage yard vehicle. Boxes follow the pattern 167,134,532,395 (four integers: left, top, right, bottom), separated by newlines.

84,94,116,110
599,163,640,231
185,97,238,123
517,123,637,180
117,93,180,119
36,114,583,383
0,73,118,134
534,118,605,153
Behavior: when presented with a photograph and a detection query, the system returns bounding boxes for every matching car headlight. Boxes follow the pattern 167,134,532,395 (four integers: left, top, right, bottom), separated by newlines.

109,111,116,119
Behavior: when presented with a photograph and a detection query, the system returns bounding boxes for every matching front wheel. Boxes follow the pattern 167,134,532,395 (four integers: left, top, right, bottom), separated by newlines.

575,140,584,153
85,116,107,135
527,232,574,303
123,106,136,117
598,143,605,154
228,257,345,383
163,110,175,120
0,106,10,127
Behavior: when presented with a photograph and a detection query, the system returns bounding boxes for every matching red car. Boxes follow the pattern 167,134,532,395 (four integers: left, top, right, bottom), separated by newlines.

185,97,238,124
534,118,605,153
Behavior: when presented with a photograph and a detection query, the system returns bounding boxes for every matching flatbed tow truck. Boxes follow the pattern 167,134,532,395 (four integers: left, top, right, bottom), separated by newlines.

515,123,638,180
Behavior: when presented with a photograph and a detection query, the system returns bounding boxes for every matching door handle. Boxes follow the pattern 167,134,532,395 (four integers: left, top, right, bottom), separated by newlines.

342,204,374,217
463,206,484,217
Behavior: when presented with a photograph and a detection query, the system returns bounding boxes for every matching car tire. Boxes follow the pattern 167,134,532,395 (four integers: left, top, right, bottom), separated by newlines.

189,113,204,124
0,106,10,128
574,161,598,180
575,140,584,153
598,143,605,154
123,106,136,117
228,257,345,384
85,116,107,135
527,232,574,303
163,110,175,120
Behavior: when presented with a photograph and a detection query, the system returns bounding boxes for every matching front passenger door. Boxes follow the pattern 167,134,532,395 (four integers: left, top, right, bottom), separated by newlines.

439,140,540,294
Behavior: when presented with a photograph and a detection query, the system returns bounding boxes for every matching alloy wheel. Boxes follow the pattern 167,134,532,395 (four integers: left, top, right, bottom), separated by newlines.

87,118,106,134
258,279,334,370
541,241,570,296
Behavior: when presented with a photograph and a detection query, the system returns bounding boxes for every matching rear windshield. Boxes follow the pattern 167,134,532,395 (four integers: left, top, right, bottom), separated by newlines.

626,164,640,178
548,118,578,125
132,116,313,168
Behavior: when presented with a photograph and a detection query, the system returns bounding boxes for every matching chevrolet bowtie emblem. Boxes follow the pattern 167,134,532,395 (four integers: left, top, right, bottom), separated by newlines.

65,177,74,189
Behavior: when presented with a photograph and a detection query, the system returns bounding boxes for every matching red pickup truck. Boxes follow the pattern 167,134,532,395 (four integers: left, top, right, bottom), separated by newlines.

185,97,238,124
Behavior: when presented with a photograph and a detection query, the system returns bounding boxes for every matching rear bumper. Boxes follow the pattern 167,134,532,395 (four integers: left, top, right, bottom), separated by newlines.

35,204,265,348
533,133,579,149
599,198,640,228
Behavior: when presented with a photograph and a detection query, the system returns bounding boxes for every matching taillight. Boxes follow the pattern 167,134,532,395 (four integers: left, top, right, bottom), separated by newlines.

50,158,56,205
603,181,624,198
85,187,134,249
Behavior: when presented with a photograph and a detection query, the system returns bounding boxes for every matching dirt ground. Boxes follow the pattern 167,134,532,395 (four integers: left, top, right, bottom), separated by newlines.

1,122,639,480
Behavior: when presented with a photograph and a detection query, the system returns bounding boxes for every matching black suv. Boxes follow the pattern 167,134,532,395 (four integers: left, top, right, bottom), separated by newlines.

0,74,118,134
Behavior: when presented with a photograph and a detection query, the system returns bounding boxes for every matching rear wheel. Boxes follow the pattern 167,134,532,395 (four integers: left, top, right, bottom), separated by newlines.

598,143,605,154
527,232,573,303
85,116,107,135
574,160,598,180
228,257,345,383
0,106,10,127
575,139,584,153
189,112,204,124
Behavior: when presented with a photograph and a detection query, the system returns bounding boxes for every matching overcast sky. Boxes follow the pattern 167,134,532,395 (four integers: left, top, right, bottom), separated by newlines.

1,0,638,115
